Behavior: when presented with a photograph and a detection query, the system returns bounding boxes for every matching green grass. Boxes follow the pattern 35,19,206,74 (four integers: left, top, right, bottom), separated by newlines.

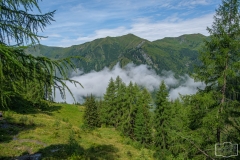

0,103,154,159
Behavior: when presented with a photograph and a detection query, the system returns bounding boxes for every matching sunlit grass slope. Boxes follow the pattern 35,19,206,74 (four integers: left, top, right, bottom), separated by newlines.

0,103,153,159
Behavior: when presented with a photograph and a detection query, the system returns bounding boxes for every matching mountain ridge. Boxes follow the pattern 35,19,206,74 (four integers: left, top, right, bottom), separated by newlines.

25,33,207,75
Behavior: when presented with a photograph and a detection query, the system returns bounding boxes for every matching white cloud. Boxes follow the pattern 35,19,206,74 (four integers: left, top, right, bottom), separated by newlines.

47,34,62,38
36,0,221,47
54,63,205,103
169,76,205,100
178,0,210,7
130,13,213,41
50,13,213,47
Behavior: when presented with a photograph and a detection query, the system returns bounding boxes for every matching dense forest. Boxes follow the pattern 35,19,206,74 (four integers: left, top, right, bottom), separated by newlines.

83,74,239,159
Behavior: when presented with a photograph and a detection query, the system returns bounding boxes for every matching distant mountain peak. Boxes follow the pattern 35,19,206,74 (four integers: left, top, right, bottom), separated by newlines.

121,33,146,39
26,33,205,76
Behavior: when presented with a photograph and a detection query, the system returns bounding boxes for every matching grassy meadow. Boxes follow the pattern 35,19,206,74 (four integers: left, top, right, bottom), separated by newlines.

0,103,153,160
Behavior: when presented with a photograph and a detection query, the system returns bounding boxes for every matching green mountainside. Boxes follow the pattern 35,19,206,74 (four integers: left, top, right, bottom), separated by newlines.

25,33,206,75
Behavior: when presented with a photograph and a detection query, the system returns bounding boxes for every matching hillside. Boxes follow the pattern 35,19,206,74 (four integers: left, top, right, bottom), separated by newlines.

25,33,206,75
0,103,154,159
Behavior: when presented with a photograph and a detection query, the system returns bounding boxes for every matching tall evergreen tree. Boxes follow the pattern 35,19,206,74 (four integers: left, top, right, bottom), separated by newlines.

114,76,126,128
83,95,99,128
134,88,152,146
120,81,138,139
100,78,116,126
117,82,129,129
194,0,240,143
167,99,190,159
153,81,171,159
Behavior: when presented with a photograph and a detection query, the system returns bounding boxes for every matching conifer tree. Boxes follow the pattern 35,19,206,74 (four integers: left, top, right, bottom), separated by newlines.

153,81,171,159
134,88,152,146
194,0,240,143
115,76,122,91
100,78,116,126
120,81,138,139
114,76,126,128
141,88,153,111
83,95,99,128
168,98,199,159
117,82,129,128
96,98,103,115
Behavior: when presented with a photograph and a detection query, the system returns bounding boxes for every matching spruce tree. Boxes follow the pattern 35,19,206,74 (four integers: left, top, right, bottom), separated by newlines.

167,99,188,158
154,81,171,159
96,98,103,116
117,82,129,129
114,76,126,128
83,95,99,128
134,88,152,146
120,81,138,139
100,78,116,126
194,0,240,143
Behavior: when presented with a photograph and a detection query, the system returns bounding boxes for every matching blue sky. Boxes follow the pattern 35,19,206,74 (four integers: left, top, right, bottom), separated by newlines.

37,0,221,47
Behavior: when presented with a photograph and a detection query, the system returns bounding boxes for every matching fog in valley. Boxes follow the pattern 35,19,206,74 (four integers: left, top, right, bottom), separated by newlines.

54,63,205,104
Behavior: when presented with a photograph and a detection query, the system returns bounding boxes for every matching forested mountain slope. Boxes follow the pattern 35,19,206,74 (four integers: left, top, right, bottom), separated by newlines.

25,33,206,75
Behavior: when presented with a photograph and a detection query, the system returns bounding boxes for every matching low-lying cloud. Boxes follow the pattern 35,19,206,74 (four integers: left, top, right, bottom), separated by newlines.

54,63,205,103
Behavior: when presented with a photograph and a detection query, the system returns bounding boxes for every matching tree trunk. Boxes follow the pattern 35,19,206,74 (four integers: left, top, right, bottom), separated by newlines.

217,55,228,143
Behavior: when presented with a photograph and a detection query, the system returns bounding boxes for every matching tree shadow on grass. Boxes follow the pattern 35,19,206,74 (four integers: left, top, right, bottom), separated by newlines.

84,144,119,160
0,118,37,143
0,100,61,144
2,95,62,115
0,118,39,159
39,104,62,116
0,126,119,160
37,140,119,160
